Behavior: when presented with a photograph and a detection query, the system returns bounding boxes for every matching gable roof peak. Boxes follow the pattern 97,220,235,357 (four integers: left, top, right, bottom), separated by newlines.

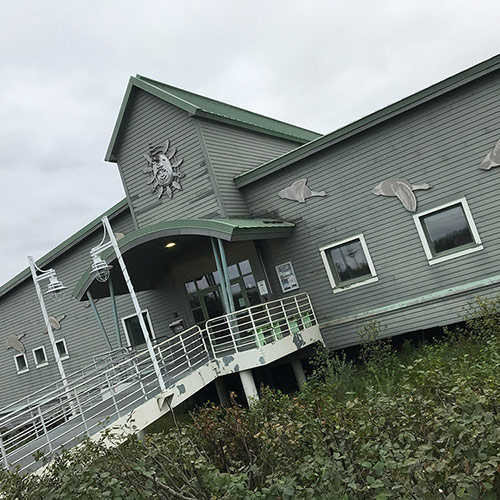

105,76,321,161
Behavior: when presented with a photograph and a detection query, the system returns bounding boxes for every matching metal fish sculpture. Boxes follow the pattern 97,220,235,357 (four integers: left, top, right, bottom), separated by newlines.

82,299,99,309
479,137,500,170
278,179,327,203
5,332,26,353
43,314,66,333
372,178,431,212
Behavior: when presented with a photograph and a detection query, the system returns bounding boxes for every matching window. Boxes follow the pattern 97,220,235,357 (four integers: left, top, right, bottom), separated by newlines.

14,353,29,374
55,339,69,360
121,310,155,348
413,198,483,265
32,347,48,368
319,234,378,292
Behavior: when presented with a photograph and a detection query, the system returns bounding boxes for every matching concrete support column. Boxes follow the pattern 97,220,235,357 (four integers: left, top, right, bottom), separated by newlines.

239,369,259,405
214,378,229,407
291,359,307,389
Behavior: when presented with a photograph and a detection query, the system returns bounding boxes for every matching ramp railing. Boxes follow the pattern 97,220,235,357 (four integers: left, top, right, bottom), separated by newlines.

0,293,317,473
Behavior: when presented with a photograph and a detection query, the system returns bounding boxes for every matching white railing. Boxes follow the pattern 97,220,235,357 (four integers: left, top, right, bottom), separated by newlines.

0,293,316,473
205,293,316,356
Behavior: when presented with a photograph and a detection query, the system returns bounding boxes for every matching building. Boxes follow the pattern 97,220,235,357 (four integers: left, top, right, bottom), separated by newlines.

1,54,500,471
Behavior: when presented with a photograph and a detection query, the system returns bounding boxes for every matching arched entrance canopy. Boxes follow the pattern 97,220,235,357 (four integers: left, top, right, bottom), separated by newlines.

73,218,294,301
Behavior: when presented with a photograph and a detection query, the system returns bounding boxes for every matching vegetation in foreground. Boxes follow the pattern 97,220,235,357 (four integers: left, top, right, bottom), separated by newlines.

1,297,500,499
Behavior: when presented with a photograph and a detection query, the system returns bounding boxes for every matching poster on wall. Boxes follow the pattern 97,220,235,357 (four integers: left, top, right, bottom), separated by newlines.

275,262,299,293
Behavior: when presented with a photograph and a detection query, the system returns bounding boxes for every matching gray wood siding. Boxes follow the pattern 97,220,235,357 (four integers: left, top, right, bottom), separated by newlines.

241,71,500,350
197,119,302,218
115,90,222,227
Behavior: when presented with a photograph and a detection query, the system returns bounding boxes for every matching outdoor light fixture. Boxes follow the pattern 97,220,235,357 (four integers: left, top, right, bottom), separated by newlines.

28,256,68,387
29,259,68,303
91,254,113,283
87,217,167,391
90,224,114,283
165,242,176,248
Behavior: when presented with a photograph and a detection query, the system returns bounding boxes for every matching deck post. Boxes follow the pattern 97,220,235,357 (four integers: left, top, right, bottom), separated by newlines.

214,378,229,407
239,369,259,405
291,359,307,389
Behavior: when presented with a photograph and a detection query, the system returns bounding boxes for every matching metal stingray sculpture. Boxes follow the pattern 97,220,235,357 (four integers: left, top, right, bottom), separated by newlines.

5,332,26,353
278,179,327,203
372,178,431,212
479,137,500,170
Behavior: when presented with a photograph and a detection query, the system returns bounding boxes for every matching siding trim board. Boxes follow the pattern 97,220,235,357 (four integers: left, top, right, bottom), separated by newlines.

320,272,500,328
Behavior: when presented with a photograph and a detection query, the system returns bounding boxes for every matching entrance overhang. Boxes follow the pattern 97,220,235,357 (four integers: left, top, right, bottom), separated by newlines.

73,219,294,301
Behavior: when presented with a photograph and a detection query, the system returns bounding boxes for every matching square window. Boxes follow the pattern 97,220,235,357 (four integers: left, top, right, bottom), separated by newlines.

32,347,48,368
413,198,483,265
14,354,29,374
319,234,378,292
55,339,69,360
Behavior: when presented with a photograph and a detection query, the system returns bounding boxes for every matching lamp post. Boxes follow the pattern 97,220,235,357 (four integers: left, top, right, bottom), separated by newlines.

28,257,68,387
89,217,166,391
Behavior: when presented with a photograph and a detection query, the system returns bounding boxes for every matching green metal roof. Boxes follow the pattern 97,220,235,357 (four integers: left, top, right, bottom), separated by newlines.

235,53,500,188
0,198,129,300
105,76,321,162
73,218,294,300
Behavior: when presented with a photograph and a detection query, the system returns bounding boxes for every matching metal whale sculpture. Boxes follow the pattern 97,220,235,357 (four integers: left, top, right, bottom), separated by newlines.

5,332,26,353
479,137,500,170
372,178,431,212
278,179,327,203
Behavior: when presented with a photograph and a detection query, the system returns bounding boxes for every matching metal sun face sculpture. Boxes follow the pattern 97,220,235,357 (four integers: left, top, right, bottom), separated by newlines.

143,140,183,200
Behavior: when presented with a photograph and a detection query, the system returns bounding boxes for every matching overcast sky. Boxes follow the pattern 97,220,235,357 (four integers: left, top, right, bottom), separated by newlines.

1,0,500,284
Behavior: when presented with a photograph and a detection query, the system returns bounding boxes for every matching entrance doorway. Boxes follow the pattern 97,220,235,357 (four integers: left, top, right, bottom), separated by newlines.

184,260,261,326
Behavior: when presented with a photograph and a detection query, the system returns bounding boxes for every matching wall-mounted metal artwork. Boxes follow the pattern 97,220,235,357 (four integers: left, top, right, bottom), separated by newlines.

43,314,66,333
479,137,500,170
82,298,99,309
143,140,183,200
278,179,327,203
372,178,431,212
5,333,26,353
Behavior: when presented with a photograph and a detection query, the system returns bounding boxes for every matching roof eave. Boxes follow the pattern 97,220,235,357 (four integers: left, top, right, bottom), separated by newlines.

235,53,500,188
0,199,129,299
193,109,317,144
105,76,199,163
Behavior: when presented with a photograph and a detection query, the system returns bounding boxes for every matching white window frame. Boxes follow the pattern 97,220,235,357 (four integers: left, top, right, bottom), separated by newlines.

14,353,29,374
413,197,483,266
55,339,69,361
120,309,156,348
32,346,48,368
319,233,378,293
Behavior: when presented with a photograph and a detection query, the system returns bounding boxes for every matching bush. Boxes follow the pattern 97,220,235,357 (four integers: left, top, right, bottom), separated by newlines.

1,296,500,499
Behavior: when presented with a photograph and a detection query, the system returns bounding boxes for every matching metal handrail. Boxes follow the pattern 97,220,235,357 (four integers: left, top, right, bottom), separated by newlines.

0,293,317,473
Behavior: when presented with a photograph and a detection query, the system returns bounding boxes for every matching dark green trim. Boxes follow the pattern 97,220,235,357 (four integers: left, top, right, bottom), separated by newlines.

235,54,500,188
73,219,294,300
0,199,129,299
105,76,321,162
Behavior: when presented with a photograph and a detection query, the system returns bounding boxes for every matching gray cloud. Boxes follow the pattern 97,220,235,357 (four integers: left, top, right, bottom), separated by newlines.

1,0,499,284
